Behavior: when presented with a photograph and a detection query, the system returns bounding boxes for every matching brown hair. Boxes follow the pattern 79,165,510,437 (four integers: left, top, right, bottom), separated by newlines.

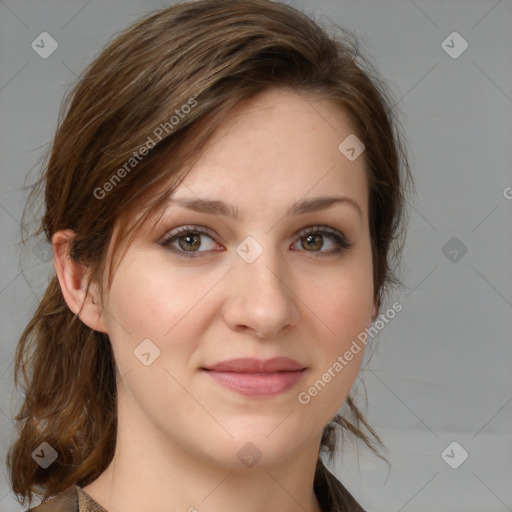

7,0,413,509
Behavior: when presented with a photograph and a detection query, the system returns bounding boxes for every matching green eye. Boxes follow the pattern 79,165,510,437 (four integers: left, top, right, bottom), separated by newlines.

293,226,353,256
160,226,218,258
160,225,353,259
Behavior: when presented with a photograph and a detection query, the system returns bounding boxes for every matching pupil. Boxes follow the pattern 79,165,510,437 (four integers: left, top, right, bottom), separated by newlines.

180,233,200,251
304,234,322,250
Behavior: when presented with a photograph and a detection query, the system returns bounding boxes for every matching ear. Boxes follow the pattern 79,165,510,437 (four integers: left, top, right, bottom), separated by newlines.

52,229,109,334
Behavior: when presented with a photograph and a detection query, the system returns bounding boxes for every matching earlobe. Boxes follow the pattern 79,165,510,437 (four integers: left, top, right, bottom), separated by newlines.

52,230,109,334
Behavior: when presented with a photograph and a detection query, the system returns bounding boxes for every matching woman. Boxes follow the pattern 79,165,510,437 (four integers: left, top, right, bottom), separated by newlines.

7,0,413,511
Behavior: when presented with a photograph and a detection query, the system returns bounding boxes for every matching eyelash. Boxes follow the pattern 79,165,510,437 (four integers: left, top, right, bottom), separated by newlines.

159,225,353,259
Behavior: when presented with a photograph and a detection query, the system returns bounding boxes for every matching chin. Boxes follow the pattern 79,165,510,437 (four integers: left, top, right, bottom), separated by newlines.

185,426,306,470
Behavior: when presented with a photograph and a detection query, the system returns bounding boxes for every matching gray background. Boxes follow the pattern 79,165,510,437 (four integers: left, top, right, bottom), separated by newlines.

1,1,511,511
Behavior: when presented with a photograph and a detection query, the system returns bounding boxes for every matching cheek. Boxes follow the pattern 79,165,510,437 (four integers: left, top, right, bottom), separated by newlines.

102,255,208,406
299,254,373,410
105,251,209,340
306,260,374,344
297,267,372,420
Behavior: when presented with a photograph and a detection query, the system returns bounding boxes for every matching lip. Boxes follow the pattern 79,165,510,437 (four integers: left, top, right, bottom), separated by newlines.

202,357,306,373
201,357,308,397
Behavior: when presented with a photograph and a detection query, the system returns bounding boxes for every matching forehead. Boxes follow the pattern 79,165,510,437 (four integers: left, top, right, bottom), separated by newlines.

167,87,369,222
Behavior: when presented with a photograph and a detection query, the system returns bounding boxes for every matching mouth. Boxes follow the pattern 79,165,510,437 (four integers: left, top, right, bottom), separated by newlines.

201,357,307,397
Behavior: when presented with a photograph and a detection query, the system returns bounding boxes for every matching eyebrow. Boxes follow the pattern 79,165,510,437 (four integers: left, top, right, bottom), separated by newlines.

170,195,363,220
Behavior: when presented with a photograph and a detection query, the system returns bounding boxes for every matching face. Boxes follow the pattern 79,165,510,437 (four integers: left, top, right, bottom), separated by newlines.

99,87,375,468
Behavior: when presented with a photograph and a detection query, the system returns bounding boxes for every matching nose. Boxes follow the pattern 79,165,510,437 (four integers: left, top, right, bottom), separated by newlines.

222,245,301,339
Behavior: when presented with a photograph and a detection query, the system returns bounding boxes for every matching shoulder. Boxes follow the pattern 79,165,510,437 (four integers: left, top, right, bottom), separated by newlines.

25,486,78,512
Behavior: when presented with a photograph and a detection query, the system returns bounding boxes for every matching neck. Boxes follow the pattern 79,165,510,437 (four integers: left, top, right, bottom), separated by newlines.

82,389,324,512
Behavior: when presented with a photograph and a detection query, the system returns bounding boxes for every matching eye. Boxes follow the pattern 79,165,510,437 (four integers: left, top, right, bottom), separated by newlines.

291,225,353,256
159,226,220,258
159,224,353,258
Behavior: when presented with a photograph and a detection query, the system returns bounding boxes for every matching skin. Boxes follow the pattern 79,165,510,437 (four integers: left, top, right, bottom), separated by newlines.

54,86,377,512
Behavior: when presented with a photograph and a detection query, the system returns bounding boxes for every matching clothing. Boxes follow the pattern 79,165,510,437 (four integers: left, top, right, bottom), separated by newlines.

26,486,107,512
26,462,364,512
26,484,332,512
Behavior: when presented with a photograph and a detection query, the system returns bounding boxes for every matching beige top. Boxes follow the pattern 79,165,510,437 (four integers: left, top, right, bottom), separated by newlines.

26,485,335,512
27,486,107,512
25,461,366,512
